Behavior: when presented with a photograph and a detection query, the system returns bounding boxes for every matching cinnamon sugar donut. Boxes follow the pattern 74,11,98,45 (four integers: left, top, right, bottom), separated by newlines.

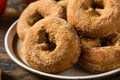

23,17,81,73
17,0,65,40
79,33,120,72
67,0,120,38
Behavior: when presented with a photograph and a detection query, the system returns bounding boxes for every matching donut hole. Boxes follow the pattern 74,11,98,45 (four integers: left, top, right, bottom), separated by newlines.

91,1,104,16
48,42,56,51
55,0,61,2
61,7,67,20
28,12,43,26
100,33,118,47
44,32,56,51
92,1,104,10
37,29,56,51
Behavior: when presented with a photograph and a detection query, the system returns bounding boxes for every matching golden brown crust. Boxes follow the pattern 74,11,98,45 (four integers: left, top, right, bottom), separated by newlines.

67,0,120,38
57,0,69,8
17,0,65,40
79,33,120,72
81,38,101,49
23,17,81,73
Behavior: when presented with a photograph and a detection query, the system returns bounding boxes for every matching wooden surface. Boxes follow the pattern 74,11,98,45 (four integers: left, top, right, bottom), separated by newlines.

0,70,1,80
0,0,120,80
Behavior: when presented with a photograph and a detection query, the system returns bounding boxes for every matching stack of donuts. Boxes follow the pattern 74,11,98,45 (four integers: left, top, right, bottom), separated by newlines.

16,0,120,73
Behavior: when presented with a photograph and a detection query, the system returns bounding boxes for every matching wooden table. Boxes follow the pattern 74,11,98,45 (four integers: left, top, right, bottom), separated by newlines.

0,0,120,80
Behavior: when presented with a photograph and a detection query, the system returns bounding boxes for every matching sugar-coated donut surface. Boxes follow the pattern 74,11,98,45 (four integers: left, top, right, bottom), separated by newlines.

79,33,120,72
67,0,120,38
58,0,69,8
17,0,65,40
23,17,81,73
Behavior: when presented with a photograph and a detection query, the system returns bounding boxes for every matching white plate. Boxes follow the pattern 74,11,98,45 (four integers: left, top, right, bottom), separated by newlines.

4,21,120,80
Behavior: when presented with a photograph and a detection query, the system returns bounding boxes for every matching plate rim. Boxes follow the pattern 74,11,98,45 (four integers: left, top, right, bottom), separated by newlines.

4,20,120,80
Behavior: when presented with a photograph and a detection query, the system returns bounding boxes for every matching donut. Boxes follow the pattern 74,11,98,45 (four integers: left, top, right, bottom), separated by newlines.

79,33,120,72
67,0,120,38
17,0,65,40
23,17,81,73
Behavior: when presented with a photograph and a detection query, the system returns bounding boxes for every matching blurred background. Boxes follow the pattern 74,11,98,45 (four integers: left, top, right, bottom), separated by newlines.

0,0,30,21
